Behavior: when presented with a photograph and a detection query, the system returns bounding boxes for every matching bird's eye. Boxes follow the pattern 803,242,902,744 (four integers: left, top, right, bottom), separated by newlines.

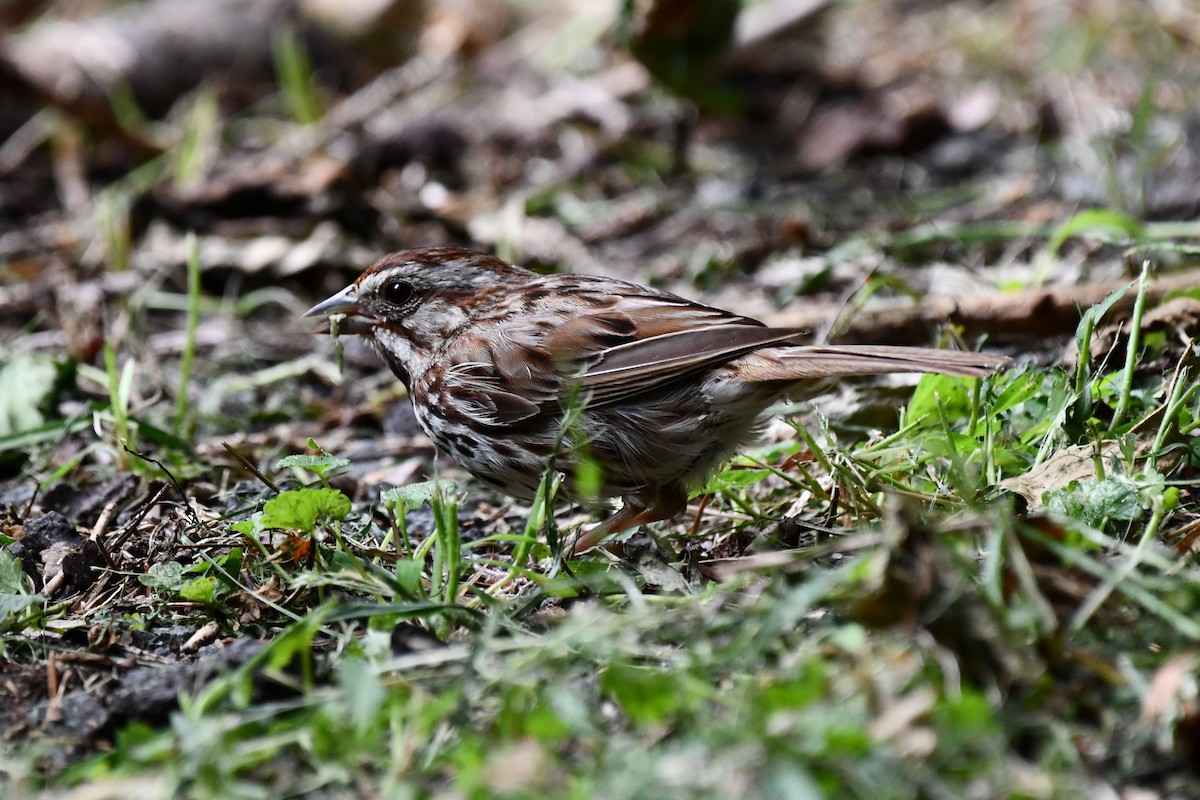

382,279,414,307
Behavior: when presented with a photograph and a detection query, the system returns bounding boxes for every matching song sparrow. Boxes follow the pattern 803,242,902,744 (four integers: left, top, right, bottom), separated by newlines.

306,247,1009,553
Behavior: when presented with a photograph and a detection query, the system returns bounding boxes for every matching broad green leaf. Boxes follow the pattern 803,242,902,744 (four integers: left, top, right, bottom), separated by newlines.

179,576,218,603
907,373,973,422
260,488,351,533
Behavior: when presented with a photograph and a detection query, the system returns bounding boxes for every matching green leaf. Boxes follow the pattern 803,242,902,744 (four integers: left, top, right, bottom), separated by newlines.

260,488,352,533
0,551,40,622
1046,209,1145,256
230,517,258,535
338,658,386,734
139,561,186,590
0,417,93,455
179,576,218,603
0,551,28,593
277,453,350,476
380,480,458,513
523,699,572,741
1075,280,1135,357
988,370,1045,417
394,558,424,596
128,416,199,456
1046,475,1145,529
601,661,686,725
917,432,983,460
907,373,973,422
0,354,62,436
701,467,773,494
0,592,39,621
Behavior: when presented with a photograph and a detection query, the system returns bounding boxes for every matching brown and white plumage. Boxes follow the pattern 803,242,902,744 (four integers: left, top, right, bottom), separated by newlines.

306,247,1010,552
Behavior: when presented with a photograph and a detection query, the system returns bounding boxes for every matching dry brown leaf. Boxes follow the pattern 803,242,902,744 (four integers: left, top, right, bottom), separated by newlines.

1000,445,1105,507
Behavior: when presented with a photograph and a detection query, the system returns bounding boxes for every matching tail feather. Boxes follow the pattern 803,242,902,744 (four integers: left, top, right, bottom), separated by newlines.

772,345,1010,379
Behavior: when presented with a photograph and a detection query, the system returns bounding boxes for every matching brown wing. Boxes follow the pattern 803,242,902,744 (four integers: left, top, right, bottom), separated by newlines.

581,324,808,404
531,285,802,407
440,279,774,425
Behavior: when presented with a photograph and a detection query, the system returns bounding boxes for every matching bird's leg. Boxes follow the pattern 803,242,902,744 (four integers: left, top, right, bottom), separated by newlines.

569,505,664,555
566,487,687,556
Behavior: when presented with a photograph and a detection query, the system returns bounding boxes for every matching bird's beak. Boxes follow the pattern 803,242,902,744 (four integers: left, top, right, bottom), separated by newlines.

305,284,359,318
304,285,372,334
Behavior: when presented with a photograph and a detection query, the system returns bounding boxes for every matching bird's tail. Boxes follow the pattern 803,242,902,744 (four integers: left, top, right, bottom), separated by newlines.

767,345,1010,379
